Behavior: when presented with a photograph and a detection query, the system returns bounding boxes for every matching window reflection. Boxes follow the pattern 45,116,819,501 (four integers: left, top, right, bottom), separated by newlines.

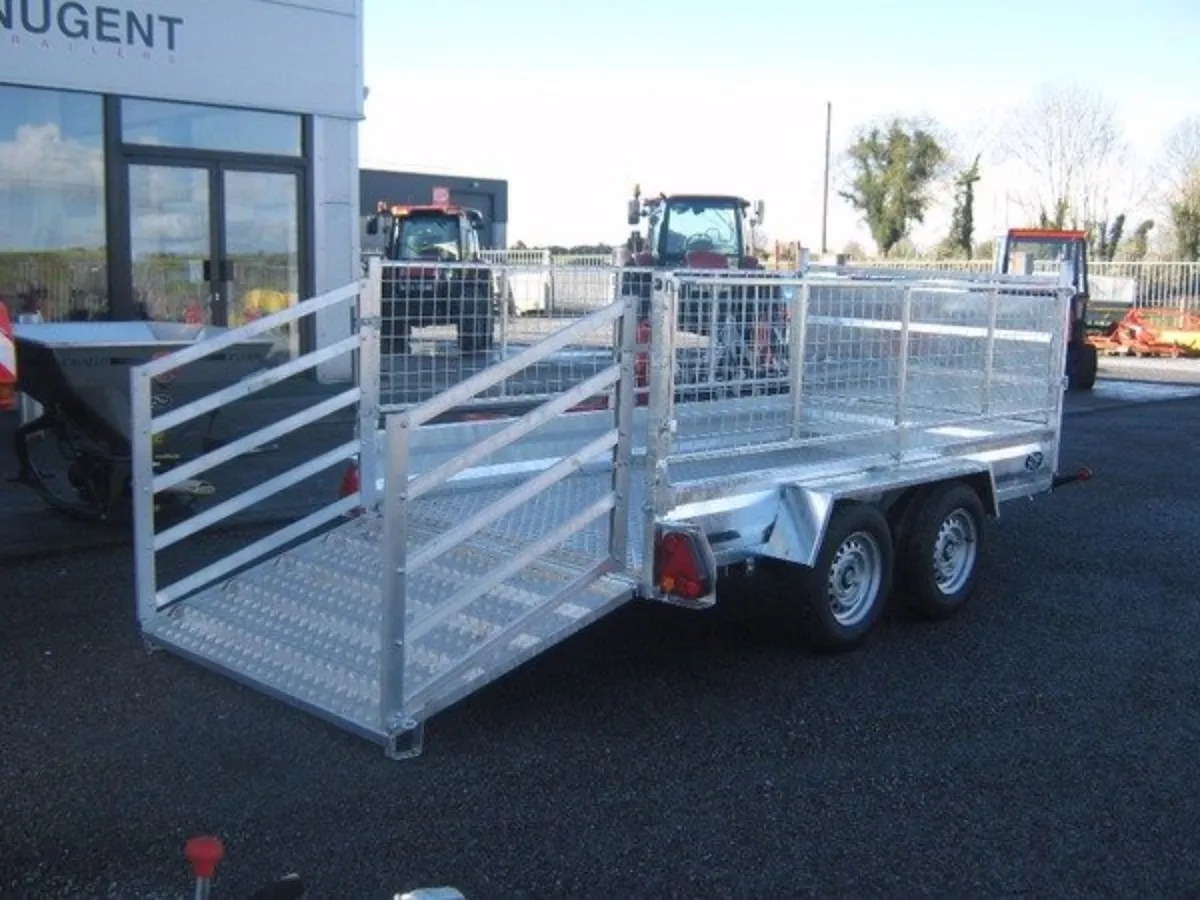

128,164,212,323
0,85,107,321
225,170,300,358
122,98,302,157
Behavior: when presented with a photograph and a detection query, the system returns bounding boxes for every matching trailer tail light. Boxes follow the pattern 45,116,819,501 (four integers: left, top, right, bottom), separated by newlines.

653,527,716,606
337,460,363,517
634,318,651,388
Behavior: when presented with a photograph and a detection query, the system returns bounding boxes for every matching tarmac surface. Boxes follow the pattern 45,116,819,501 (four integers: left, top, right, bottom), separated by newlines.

3,359,1200,897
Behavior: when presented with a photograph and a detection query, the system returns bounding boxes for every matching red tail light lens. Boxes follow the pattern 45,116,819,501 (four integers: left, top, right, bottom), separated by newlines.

337,461,363,517
635,318,652,389
654,530,713,602
338,462,359,498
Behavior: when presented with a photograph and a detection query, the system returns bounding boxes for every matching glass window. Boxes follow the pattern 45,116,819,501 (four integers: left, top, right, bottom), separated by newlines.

121,98,302,157
0,85,108,321
394,214,462,261
661,200,742,258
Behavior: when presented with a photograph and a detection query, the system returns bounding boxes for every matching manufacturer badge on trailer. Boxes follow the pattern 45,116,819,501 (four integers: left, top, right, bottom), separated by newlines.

1024,452,1045,471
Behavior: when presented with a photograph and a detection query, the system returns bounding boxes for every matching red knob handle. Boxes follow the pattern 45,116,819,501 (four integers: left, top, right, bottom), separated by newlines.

185,835,225,879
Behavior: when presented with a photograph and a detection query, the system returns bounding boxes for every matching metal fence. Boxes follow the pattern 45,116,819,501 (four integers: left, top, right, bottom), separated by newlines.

369,259,1068,427
6,250,1198,326
375,261,623,412
646,272,1067,464
475,251,1200,316
840,258,1200,307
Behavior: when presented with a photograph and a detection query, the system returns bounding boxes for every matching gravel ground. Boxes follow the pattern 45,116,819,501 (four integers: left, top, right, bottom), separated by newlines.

4,388,1200,898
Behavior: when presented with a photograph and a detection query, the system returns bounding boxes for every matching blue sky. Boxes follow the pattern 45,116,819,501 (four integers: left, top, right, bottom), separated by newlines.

360,0,1200,250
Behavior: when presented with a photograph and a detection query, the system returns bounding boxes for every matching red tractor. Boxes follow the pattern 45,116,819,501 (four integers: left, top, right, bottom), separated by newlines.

993,227,1098,392
365,201,499,354
621,184,765,271
618,186,787,385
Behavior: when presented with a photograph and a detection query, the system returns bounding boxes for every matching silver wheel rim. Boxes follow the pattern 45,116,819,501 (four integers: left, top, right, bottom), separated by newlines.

932,508,977,595
826,530,883,626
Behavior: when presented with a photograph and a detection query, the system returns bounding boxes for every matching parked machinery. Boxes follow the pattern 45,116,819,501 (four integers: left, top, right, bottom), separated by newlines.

365,202,500,354
993,228,1098,391
619,185,786,383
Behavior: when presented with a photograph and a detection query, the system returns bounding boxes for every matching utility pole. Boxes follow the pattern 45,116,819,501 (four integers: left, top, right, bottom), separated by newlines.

820,101,832,256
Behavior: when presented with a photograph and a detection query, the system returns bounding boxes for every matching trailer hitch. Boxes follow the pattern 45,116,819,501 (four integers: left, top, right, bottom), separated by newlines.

1052,467,1092,489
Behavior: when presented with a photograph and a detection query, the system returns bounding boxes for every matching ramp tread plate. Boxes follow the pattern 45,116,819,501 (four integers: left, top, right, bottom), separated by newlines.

148,505,635,735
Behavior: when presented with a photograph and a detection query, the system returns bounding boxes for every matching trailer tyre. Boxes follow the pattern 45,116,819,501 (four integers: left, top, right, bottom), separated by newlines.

789,501,894,653
896,481,986,620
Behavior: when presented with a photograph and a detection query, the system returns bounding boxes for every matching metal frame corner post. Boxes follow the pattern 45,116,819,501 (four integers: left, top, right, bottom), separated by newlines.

379,413,412,741
358,256,384,511
788,279,810,440
130,365,158,630
608,283,637,571
1050,284,1074,427
642,274,677,589
893,285,914,460
982,288,999,416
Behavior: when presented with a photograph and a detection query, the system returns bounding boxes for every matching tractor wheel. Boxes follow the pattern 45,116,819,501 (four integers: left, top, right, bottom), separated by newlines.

894,480,987,621
1070,343,1098,391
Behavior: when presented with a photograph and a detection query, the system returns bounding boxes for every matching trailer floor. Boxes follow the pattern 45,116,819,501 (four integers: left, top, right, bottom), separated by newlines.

145,407,1055,747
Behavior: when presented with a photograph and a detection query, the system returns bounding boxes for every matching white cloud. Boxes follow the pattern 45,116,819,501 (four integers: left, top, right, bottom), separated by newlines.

0,123,104,251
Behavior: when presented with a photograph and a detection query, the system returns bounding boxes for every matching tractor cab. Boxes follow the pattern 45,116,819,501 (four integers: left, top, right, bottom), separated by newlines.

994,228,1097,391
994,228,1089,297
366,202,486,263
624,185,765,270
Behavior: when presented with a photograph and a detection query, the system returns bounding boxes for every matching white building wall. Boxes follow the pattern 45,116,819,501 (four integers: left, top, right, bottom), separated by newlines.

1,0,365,377
1,0,363,119
313,115,361,383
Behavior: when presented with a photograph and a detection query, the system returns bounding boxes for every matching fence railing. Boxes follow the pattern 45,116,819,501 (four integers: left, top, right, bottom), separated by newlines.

130,277,379,625
7,251,1200,326
475,252,1200,314
847,259,1200,309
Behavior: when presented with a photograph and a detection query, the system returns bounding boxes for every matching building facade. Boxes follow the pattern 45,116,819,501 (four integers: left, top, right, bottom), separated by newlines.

359,169,509,250
0,0,364,376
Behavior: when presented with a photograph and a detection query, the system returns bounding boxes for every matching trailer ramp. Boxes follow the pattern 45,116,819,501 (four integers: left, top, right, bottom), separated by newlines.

132,261,642,757
150,499,636,756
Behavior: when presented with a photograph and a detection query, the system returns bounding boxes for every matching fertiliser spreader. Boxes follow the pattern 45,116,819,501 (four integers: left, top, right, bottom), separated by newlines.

11,320,275,522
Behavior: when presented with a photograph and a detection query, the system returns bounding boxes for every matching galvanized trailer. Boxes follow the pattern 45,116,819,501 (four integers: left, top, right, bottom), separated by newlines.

127,260,1081,759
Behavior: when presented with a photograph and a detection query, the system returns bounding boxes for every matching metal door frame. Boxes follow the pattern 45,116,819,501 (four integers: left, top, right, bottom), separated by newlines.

103,93,311,338
120,158,306,329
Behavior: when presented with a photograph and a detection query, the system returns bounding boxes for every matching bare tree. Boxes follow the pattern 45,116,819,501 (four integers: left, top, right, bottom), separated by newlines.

1159,115,1200,194
996,81,1142,229
1156,116,1200,259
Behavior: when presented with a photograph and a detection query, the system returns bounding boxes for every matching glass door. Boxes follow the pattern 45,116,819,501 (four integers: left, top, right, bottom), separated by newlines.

125,161,303,357
128,163,217,324
222,169,301,359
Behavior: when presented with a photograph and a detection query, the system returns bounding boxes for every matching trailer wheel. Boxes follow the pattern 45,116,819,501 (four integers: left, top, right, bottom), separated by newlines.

788,501,894,652
895,481,986,620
